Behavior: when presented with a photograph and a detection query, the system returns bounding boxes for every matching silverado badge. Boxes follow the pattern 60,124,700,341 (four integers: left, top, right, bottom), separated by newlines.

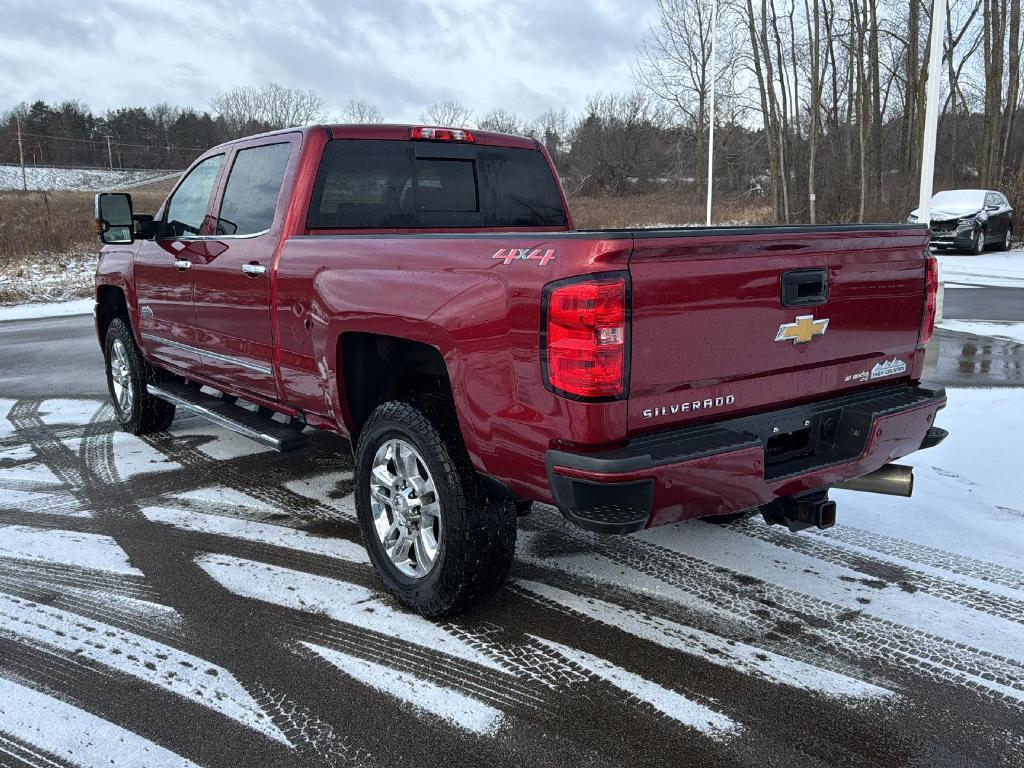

775,314,829,345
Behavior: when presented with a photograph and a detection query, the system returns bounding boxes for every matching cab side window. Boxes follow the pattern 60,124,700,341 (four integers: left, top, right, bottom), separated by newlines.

216,143,292,236
164,154,225,238
985,193,999,209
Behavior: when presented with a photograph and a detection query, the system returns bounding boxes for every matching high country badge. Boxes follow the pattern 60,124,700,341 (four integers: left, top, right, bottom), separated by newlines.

870,358,908,380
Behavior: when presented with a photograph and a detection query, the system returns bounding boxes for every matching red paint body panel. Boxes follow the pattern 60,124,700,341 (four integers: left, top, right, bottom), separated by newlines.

96,123,941,527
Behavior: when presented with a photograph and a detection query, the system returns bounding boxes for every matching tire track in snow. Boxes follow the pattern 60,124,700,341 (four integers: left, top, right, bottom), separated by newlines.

195,554,511,676
0,592,289,746
819,522,1024,591
0,676,202,768
141,507,368,565
530,636,741,741
301,642,507,736
522,513,1024,709
723,517,1024,624
515,580,894,701
303,623,546,712
140,431,350,523
0,525,142,576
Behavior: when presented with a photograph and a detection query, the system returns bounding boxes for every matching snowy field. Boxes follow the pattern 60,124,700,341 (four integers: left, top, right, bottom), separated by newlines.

0,164,176,192
0,386,1022,766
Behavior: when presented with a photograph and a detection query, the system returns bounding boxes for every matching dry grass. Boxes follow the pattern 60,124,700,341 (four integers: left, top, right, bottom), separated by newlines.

568,193,773,229
0,182,173,266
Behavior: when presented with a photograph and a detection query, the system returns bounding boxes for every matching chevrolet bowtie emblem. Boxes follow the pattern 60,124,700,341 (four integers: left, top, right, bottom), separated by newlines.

775,315,829,344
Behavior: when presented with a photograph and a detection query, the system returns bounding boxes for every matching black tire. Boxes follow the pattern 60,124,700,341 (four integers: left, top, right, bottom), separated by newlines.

1000,227,1013,252
354,396,516,616
104,318,176,434
970,228,985,254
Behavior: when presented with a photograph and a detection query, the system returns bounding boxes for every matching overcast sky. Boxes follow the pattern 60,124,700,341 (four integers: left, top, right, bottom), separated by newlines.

0,0,657,123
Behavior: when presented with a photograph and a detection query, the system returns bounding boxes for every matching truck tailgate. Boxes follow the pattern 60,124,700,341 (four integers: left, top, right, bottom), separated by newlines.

626,226,930,434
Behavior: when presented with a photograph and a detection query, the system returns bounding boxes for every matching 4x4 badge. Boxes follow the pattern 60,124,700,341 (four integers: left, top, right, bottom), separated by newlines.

775,314,829,344
491,248,557,266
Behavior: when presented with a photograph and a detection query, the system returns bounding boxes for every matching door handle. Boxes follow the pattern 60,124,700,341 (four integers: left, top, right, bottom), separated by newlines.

241,263,267,277
173,259,192,271
781,269,829,307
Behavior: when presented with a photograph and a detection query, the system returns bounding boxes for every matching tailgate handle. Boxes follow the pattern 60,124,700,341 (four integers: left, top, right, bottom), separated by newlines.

782,269,829,307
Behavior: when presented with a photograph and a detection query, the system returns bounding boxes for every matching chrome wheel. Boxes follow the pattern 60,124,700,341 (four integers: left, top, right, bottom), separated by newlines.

1005,229,1013,250
369,438,442,578
109,338,134,416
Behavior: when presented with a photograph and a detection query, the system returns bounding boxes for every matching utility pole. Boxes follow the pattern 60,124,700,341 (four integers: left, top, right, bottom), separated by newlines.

917,0,947,321
15,115,27,191
106,135,114,171
705,0,718,227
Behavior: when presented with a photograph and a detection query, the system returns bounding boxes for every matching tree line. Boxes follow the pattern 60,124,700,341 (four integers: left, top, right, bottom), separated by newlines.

1,0,1022,225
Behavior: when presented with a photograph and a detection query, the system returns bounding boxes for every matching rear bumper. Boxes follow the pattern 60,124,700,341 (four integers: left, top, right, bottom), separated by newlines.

546,384,947,534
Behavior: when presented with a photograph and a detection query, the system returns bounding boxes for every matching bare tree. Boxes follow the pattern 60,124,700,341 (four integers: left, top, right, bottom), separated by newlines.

211,83,325,133
635,0,745,186
477,109,526,134
339,99,384,124
422,100,473,127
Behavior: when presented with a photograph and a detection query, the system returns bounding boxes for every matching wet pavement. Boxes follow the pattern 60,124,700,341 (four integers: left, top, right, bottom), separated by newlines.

926,328,1024,388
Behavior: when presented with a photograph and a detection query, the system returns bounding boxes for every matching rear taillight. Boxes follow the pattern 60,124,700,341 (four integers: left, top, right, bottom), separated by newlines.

410,126,474,142
543,275,628,399
919,253,939,346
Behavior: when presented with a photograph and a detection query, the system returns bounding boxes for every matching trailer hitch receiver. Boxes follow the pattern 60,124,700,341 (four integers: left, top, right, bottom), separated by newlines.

760,490,836,533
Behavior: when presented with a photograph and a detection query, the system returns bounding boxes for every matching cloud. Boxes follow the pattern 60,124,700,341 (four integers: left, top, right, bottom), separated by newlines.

0,0,657,123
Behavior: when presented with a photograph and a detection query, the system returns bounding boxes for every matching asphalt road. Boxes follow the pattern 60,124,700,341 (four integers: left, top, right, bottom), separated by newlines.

0,300,1023,768
943,286,1024,321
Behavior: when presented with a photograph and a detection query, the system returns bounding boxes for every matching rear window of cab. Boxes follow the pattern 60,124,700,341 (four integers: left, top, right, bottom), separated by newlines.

307,139,567,229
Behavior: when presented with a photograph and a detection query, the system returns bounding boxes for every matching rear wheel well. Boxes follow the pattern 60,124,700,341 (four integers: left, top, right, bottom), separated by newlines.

340,333,454,437
96,285,130,341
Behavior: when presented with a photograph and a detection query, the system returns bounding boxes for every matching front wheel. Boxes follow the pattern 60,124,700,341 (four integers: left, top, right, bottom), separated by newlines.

354,397,516,616
970,228,985,254
104,318,176,434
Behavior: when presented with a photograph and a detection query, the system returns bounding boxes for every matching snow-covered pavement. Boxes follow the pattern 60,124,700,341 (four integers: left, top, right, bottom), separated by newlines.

0,387,1022,767
937,250,1024,288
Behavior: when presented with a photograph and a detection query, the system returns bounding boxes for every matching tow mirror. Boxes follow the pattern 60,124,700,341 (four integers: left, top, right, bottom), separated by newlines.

94,192,135,244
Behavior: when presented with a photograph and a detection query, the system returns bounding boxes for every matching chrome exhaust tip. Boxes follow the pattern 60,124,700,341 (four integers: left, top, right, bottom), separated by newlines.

834,464,914,497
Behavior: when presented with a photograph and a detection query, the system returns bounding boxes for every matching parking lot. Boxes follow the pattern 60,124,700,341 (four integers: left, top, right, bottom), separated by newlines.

1,308,1023,767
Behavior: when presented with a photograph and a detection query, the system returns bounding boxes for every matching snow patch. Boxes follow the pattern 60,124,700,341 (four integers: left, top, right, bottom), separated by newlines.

172,486,279,514
0,399,18,438
0,592,289,745
0,298,94,321
518,580,892,700
38,399,102,427
143,507,368,564
0,525,141,575
166,420,271,460
0,676,202,768
303,643,505,736
197,554,510,674
62,432,181,479
531,636,740,739
937,251,1024,288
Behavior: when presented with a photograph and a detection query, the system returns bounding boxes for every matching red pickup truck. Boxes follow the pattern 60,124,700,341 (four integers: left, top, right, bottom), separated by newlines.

94,124,947,615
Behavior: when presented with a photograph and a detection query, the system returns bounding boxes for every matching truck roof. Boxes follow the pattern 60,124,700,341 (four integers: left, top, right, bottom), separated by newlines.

208,124,538,152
